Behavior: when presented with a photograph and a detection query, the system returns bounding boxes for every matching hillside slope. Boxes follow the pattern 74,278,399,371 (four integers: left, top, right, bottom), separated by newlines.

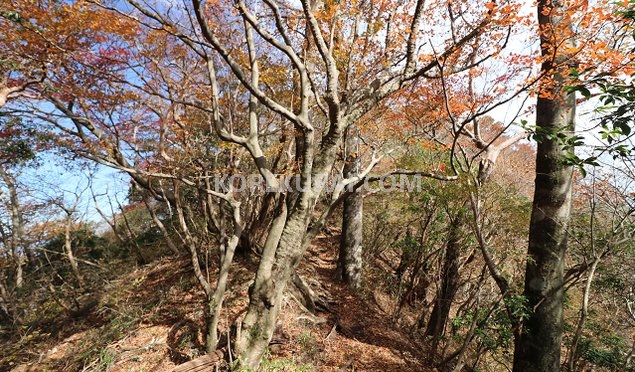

2,233,430,371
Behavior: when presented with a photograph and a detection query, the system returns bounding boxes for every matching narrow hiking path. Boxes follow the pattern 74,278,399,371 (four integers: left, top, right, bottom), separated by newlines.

293,233,429,371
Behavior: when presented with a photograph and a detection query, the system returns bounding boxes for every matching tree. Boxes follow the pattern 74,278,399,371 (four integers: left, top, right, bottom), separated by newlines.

47,183,90,289
0,166,26,290
0,117,41,293
513,0,578,369
26,1,521,367
7,0,616,368
1,0,635,369
562,170,635,370
338,126,363,288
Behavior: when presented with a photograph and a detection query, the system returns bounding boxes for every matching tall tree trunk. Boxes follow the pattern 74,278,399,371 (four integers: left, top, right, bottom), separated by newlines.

425,214,462,341
513,1,576,369
338,129,363,288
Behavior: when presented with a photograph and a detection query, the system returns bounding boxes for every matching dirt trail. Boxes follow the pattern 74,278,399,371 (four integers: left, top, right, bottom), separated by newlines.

292,234,428,371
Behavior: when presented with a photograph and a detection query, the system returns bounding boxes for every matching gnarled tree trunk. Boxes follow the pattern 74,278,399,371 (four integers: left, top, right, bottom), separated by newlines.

235,207,309,368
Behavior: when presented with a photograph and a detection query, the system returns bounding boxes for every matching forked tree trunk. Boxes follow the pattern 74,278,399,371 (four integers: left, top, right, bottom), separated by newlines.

338,129,363,288
513,1,576,369
233,86,350,368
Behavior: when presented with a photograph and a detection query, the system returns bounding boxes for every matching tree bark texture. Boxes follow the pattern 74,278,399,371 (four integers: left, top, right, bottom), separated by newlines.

338,129,363,288
513,1,576,369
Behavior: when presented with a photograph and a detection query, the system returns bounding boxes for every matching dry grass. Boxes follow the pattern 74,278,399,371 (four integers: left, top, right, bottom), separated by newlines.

2,235,431,371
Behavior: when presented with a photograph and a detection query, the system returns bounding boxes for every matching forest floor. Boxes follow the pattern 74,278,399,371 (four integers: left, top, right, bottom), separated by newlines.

2,233,430,371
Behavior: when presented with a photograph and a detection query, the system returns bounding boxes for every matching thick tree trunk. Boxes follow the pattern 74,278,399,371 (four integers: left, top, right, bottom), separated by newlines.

513,85,575,371
339,193,363,287
513,1,576,369
338,129,363,288
425,214,462,340
235,207,309,369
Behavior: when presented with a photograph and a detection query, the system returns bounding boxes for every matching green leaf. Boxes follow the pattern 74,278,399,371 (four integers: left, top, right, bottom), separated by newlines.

578,86,592,98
